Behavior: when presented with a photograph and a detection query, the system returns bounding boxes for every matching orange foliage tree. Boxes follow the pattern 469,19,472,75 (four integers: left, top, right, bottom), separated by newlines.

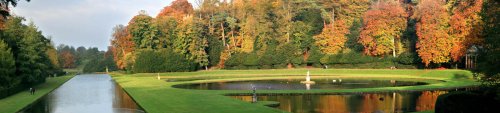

359,1,407,57
111,25,135,69
415,0,453,66
313,20,349,54
156,0,194,20
59,51,75,68
449,0,483,62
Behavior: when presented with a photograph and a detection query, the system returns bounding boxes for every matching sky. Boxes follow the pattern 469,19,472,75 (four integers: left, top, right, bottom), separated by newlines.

12,0,196,50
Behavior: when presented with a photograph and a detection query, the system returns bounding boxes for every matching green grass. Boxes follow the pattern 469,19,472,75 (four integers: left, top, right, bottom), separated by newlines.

111,69,479,113
0,75,75,113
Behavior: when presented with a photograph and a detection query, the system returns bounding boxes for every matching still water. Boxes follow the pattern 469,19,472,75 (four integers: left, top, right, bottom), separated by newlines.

173,79,429,90
19,74,144,113
232,91,447,113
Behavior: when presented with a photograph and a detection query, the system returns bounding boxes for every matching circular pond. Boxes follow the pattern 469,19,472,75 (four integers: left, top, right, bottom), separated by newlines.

172,78,430,90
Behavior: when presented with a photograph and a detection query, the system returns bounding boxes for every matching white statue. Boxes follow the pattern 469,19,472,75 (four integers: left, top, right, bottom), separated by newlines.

301,70,315,84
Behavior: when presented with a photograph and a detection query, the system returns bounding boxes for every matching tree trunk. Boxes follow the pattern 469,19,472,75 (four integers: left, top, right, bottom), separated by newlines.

221,23,226,47
392,38,396,57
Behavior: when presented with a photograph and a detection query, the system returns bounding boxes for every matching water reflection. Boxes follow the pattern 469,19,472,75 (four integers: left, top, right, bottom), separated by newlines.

174,79,429,90
19,74,144,113
231,91,447,113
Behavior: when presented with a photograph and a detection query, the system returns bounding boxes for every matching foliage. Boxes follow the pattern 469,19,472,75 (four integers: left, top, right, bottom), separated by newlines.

414,0,453,66
207,35,223,67
0,39,16,89
156,0,193,21
175,17,209,69
476,0,500,85
133,49,195,73
396,52,418,65
111,0,493,70
111,25,134,69
0,0,30,17
306,45,324,66
82,49,117,73
313,20,349,55
0,16,62,98
449,0,484,62
58,50,75,68
359,1,407,57
128,12,159,49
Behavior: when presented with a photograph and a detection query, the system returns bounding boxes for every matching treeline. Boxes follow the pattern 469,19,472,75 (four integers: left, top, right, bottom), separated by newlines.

56,45,117,73
0,16,63,98
110,0,493,72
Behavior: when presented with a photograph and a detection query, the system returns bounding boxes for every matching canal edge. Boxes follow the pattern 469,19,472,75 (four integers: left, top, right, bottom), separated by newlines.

112,79,148,113
16,75,77,113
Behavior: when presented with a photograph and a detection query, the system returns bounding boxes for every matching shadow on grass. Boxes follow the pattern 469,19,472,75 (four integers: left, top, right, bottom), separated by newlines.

452,73,471,79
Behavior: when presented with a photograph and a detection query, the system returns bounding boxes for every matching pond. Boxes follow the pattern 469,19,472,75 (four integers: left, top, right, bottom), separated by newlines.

18,74,144,113
172,78,430,90
231,91,447,113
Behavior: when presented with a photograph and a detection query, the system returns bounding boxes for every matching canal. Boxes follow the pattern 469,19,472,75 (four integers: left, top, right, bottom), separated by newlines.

19,74,144,113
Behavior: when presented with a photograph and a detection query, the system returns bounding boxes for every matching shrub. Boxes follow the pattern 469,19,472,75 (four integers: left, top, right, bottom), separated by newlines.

243,52,259,67
259,46,277,67
396,52,417,65
133,49,195,73
225,52,245,68
307,45,324,65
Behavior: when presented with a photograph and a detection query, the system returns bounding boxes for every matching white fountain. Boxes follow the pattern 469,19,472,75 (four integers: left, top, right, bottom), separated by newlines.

300,70,315,84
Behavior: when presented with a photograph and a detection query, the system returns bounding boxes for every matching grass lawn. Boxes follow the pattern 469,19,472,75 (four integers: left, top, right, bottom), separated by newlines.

111,69,479,113
0,75,75,113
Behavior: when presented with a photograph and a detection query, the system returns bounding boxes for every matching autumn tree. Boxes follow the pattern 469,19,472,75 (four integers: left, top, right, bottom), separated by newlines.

111,25,134,69
414,0,453,66
359,1,408,57
45,46,60,69
313,8,349,55
157,0,194,21
449,0,484,62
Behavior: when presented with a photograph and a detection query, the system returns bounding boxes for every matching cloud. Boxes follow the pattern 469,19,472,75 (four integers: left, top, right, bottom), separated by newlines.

11,0,192,50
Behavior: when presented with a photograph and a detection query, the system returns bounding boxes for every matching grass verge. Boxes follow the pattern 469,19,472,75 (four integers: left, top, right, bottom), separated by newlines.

0,75,75,113
111,69,479,113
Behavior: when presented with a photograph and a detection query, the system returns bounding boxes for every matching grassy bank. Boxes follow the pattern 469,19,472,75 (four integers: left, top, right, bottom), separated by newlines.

111,69,479,113
0,75,75,113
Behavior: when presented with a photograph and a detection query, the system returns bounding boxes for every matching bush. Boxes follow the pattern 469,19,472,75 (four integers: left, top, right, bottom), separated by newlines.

259,46,277,67
316,52,418,69
307,45,324,66
133,49,195,73
243,52,259,67
396,52,418,65
225,52,245,68
161,49,196,72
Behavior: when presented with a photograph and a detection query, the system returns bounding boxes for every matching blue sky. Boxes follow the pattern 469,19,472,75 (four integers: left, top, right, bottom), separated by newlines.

12,0,196,50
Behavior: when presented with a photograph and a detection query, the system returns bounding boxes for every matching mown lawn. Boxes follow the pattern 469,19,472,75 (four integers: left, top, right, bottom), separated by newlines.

111,69,479,113
0,75,75,113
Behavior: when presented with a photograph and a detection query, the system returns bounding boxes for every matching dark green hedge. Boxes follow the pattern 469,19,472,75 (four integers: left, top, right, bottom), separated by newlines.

133,49,196,73
225,50,419,69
